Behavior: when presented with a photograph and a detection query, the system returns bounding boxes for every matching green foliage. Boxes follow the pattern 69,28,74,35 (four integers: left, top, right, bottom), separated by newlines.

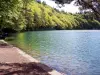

0,0,100,33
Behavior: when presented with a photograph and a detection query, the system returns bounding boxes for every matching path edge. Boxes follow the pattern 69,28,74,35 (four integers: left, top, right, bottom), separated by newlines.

0,40,63,75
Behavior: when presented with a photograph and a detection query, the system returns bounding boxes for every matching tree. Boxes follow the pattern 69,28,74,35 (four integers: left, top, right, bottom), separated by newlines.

0,0,20,32
42,1,47,5
53,0,100,18
0,0,100,32
53,0,73,4
0,0,33,32
77,0,100,19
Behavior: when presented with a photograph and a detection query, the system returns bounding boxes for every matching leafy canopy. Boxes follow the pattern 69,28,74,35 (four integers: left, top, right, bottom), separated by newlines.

53,0,100,16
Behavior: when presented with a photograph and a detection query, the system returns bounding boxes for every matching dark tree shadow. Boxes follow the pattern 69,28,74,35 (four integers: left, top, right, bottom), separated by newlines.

0,62,53,75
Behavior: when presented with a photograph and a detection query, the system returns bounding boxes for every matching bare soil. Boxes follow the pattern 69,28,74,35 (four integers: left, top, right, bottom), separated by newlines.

0,41,53,75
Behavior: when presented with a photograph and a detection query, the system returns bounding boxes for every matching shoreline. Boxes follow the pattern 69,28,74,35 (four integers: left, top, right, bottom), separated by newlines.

13,30,100,33
0,40,63,75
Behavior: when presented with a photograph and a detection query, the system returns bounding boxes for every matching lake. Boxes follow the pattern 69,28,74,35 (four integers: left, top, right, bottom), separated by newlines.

8,30,100,75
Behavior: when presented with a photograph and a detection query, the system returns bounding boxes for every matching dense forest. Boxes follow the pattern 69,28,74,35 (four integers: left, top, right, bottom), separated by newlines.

0,0,100,33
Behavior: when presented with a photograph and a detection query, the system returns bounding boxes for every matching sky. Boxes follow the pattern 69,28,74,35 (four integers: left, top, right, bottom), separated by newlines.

40,0,80,13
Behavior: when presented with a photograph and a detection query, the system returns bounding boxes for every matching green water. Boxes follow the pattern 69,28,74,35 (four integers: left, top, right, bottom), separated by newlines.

8,30,100,75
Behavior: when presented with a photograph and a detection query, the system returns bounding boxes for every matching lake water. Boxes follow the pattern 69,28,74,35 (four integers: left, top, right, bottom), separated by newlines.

8,30,100,75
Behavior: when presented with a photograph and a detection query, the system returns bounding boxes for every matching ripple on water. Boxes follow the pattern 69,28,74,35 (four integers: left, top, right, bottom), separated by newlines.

8,30,100,75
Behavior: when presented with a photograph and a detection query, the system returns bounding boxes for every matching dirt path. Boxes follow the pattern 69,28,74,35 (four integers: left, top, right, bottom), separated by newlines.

0,40,62,75
0,40,38,63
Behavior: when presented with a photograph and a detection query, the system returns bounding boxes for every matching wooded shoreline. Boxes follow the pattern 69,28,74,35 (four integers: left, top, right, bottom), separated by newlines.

0,0,100,34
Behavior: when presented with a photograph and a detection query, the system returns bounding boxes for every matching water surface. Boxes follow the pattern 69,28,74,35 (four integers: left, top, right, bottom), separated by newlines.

8,30,100,75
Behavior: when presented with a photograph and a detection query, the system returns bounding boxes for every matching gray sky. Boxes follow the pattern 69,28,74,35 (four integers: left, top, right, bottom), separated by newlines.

41,0,80,13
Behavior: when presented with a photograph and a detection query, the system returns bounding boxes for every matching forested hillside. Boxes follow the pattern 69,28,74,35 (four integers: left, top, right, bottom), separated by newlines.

0,0,100,33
